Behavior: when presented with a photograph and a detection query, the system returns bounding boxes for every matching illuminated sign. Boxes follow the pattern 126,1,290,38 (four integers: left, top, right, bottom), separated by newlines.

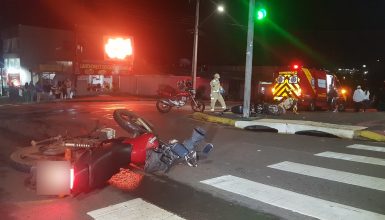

104,36,133,61
79,63,131,75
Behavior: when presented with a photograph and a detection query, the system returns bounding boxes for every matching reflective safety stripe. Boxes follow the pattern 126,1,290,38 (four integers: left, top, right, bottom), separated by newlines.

273,72,301,101
302,68,315,93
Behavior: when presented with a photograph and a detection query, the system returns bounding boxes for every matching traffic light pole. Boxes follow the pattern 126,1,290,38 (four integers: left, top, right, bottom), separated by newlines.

243,0,255,118
192,0,200,91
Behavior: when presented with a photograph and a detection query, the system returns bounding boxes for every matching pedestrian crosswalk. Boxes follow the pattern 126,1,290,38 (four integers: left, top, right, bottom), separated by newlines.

86,143,385,220
346,144,385,153
268,161,385,192
315,151,385,166
88,198,185,220
201,143,385,220
201,175,385,220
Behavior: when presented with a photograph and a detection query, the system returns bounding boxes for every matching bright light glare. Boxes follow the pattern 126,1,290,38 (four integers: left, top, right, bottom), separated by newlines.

105,37,133,60
341,89,347,94
217,5,225,12
257,8,267,20
70,168,74,190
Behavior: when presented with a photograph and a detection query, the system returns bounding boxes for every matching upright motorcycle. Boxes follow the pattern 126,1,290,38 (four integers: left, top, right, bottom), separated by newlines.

11,109,213,195
156,80,205,113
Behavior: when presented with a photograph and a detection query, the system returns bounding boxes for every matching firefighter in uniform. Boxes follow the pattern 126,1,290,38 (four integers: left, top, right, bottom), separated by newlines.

210,73,227,111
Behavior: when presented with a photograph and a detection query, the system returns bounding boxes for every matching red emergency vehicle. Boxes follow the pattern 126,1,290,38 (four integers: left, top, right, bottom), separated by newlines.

271,66,348,111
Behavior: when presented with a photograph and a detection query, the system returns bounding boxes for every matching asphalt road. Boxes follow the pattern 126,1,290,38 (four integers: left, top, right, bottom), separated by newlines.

0,100,384,220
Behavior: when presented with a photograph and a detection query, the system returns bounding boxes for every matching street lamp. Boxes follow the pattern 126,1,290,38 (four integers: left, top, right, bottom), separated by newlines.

192,1,225,91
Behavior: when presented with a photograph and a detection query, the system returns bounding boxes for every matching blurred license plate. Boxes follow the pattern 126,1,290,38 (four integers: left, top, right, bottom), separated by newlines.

36,161,71,195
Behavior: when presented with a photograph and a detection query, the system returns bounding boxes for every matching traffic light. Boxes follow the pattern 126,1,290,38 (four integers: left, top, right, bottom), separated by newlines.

256,7,267,20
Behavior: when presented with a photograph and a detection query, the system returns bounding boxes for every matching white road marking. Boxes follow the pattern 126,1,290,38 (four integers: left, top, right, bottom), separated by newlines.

87,198,185,220
315,151,385,166
346,144,385,153
268,161,385,191
201,175,385,220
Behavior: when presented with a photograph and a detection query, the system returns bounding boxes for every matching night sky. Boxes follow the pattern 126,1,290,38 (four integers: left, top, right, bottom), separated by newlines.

1,0,385,69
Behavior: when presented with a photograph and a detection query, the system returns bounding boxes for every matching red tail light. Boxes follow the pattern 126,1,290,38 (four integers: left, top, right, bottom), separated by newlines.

70,168,74,190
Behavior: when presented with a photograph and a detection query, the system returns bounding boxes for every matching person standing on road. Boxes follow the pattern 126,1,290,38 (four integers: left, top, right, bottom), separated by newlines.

353,85,366,112
65,78,72,99
210,73,227,112
36,81,43,103
29,81,36,102
23,82,30,103
363,89,371,111
327,85,339,112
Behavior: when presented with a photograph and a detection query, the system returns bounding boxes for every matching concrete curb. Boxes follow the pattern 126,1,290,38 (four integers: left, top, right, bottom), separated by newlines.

192,112,237,126
357,130,385,142
236,119,367,139
193,112,385,142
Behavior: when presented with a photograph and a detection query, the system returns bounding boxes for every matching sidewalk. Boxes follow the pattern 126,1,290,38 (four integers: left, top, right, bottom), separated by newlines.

192,109,385,142
0,94,156,105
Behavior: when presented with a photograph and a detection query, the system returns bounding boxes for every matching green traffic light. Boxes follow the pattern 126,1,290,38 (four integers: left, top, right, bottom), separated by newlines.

256,8,267,20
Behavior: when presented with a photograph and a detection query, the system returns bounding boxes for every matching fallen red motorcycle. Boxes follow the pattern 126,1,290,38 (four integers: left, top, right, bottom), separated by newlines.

156,80,205,113
10,109,213,196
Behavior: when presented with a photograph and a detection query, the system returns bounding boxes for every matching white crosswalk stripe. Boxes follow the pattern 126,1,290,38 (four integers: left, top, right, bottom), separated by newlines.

268,161,385,191
346,144,385,153
315,151,385,166
201,175,385,220
87,198,185,220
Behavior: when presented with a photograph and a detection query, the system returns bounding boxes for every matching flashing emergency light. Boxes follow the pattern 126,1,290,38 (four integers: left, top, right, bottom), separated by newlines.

341,89,347,94
293,64,299,70
104,37,133,60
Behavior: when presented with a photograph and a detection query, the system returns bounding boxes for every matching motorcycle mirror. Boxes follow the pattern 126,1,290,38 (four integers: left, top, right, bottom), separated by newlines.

202,143,214,155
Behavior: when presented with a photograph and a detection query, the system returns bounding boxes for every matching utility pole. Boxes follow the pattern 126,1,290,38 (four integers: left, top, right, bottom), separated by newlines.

192,0,200,91
0,67,3,96
243,0,255,118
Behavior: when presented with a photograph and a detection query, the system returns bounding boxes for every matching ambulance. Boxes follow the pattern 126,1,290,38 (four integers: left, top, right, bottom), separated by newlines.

271,65,348,111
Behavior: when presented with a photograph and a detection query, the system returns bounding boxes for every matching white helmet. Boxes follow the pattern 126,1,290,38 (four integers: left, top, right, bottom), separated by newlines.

214,73,220,79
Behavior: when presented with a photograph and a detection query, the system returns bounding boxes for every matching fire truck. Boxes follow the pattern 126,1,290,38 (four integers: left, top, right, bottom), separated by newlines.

271,66,348,111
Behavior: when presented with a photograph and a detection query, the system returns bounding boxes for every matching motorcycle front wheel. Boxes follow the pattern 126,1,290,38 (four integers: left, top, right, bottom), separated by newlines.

113,109,153,136
156,100,172,113
191,100,205,112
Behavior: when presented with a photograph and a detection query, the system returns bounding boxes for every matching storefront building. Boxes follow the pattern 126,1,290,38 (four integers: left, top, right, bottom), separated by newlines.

1,24,133,97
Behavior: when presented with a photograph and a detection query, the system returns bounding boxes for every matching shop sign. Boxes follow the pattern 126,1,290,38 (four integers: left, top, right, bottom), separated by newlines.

79,63,131,75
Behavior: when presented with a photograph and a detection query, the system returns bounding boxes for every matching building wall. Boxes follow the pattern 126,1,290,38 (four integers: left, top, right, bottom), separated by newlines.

18,25,73,69
76,74,212,98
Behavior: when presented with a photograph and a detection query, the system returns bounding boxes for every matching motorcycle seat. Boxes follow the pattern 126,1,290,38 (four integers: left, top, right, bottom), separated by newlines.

171,143,190,158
